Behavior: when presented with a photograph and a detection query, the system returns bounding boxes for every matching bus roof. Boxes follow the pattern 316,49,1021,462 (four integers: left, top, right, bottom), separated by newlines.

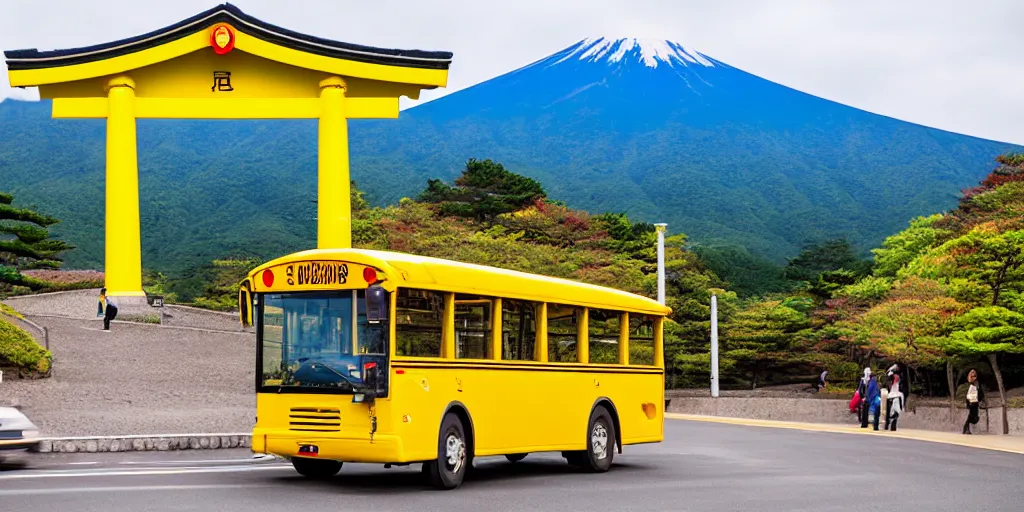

249,248,672,316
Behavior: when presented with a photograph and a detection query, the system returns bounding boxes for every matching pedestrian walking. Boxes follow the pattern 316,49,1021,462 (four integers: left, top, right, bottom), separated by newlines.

962,368,985,435
102,295,118,331
815,370,829,392
884,364,904,431
857,368,881,430
97,288,106,317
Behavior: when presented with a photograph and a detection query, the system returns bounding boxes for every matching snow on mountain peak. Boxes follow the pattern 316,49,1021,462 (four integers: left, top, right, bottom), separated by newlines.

555,37,714,68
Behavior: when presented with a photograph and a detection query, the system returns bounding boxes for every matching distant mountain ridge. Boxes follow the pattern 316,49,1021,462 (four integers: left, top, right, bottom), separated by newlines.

1,37,1020,270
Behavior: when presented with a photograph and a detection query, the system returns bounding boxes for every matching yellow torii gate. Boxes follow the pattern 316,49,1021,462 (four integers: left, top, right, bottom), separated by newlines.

4,3,451,304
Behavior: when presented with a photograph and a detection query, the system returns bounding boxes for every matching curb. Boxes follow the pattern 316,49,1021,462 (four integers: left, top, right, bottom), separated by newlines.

30,433,252,454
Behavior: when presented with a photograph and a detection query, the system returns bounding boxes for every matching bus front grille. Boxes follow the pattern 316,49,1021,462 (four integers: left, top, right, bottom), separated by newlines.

288,407,342,432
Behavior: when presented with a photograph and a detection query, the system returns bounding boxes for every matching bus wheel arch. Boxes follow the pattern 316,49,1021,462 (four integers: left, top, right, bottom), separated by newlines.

442,401,476,463
591,397,621,454
424,402,475,489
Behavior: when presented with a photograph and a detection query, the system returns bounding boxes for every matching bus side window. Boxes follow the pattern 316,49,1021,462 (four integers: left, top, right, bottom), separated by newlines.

502,299,537,361
454,294,491,359
629,314,657,365
588,308,621,364
547,304,581,362
395,288,445,357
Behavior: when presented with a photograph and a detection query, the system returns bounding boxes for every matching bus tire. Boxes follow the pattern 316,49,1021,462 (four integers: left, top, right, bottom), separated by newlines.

505,453,528,463
582,405,615,473
291,458,342,479
425,412,468,490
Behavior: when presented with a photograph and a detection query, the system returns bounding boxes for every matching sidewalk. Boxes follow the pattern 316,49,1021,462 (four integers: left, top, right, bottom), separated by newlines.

667,413,1024,455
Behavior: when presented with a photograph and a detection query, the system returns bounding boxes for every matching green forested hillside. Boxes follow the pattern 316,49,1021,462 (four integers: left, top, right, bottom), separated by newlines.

0,97,1018,272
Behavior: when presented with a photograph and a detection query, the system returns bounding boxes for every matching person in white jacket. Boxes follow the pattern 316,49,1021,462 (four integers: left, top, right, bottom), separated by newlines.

884,364,904,431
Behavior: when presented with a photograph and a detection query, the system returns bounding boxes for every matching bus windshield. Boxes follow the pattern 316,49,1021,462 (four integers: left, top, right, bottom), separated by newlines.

259,290,387,393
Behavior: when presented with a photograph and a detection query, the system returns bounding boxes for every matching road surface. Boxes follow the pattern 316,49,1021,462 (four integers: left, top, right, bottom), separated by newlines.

1,420,1020,511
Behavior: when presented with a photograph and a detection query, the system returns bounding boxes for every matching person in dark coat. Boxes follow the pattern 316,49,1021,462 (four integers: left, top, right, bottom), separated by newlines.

102,295,118,331
962,368,985,434
857,368,882,430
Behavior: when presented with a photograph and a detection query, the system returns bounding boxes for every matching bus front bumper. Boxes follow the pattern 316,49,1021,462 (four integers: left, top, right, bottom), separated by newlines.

252,429,406,463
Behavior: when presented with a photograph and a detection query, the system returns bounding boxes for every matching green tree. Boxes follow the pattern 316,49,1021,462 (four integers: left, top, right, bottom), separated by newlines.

721,298,813,389
419,158,546,221
943,228,1024,309
694,245,790,297
872,214,949,278
784,239,867,282
943,306,1024,434
0,191,73,290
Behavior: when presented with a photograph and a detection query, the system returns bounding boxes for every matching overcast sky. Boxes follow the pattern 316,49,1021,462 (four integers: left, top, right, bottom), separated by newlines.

2,0,1022,143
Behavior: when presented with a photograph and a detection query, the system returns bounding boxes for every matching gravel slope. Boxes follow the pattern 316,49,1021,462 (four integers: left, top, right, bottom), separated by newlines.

1,315,255,436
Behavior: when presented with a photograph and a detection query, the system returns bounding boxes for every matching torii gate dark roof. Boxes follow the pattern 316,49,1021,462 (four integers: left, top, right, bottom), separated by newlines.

4,3,453,71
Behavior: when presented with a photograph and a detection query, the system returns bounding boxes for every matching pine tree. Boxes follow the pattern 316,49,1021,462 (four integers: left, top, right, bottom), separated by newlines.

0,191,73,290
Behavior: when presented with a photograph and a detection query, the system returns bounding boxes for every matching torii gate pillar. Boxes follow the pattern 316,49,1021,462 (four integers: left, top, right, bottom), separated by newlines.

4,3,452,301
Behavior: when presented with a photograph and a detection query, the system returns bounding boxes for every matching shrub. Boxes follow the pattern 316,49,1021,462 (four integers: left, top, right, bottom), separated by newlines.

0,316,52,376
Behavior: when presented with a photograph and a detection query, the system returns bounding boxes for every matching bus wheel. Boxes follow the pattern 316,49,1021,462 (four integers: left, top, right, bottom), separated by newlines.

425,413,468,490
505,453,528,463
291,458,342,479
582,406,615,473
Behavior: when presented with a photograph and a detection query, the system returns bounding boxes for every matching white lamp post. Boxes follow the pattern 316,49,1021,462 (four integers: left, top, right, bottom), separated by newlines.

654,223,667,306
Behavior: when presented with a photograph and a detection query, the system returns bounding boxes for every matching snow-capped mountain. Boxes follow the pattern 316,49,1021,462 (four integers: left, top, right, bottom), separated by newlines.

0,37,1019,269
553,37,716,68
355,37,1020,258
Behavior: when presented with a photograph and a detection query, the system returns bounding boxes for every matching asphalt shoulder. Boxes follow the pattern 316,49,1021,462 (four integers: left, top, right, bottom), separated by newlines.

666,413,1024,455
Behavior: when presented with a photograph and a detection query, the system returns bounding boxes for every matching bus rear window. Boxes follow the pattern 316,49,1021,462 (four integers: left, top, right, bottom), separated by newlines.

629,314,657,366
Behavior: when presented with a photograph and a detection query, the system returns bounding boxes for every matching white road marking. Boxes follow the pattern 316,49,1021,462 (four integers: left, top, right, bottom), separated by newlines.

0,484,261,496
118,455,277,465
0,464,291,480
66,462,99,465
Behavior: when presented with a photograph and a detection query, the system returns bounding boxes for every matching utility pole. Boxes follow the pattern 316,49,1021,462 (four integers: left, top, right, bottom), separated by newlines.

711,294,720,398
655,223,667,305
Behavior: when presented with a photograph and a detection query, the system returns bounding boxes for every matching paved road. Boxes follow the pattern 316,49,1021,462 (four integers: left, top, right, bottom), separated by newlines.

1,421,1021,511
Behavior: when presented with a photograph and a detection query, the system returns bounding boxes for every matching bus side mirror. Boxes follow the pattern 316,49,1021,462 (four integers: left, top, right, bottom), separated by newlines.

365,284,388,324
239,283,253,327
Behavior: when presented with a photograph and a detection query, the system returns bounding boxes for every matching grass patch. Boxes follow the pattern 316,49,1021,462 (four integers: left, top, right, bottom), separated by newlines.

0,303,24,320
0,315,51,377
120,314,162,324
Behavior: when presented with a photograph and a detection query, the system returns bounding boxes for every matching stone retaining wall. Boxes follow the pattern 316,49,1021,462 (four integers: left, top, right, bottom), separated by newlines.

35,434,252,453
667,396,1024,435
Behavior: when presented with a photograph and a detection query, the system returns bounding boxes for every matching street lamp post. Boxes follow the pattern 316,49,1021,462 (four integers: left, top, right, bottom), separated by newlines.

711,294,720,398
655,223,667,306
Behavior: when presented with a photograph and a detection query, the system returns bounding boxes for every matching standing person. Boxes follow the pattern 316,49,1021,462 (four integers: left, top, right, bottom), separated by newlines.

97,288,106,317
962,368,985,435
885,364,904,431
102,294,118,331
857,368,882,430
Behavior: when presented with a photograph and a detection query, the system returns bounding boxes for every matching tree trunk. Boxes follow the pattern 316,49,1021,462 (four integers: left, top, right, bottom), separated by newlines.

987,353,1009,435
946,360,956,421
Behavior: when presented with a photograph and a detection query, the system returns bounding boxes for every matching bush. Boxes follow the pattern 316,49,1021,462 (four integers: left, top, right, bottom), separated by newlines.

0,316,51,376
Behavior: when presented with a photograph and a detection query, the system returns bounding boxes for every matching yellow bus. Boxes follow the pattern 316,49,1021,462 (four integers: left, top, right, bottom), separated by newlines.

239,248,670,489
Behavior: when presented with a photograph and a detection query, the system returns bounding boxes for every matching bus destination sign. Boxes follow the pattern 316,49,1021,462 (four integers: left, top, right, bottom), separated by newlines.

288,261,349,286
